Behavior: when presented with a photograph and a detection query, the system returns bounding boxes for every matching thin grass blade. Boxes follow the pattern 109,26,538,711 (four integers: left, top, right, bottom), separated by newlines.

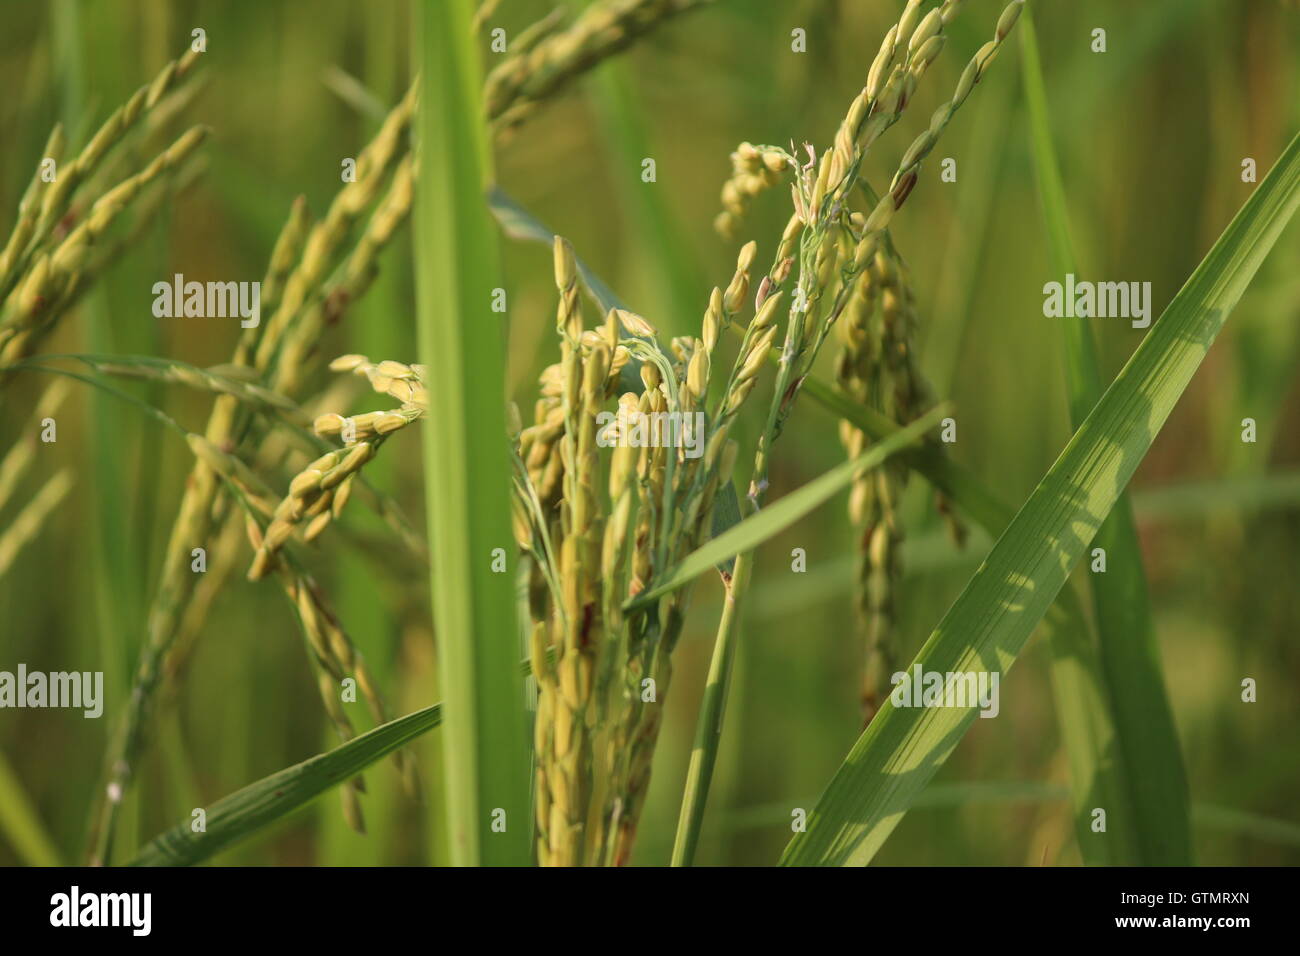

628,408,947,611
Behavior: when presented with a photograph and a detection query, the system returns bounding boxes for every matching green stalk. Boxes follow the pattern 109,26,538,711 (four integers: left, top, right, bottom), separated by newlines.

414,0,530,866
671,549,750,866
666,410,949,866
1021,4,1191,865
666,247,817,866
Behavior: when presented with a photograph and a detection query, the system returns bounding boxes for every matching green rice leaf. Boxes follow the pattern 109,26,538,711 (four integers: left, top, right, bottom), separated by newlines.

781,125,1300,867
626,408,947,610
129,703,443,866
415,0,531,866
1022,4,1191,865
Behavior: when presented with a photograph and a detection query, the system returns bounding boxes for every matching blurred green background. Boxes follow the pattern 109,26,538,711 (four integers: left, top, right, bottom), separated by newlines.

1,0,1297,865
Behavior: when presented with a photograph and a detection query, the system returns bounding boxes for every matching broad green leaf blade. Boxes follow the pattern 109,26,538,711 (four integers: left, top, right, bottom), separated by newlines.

416,0,531,866
1022,5,1191,865
626,408,947,611
781,127,1300,867
806,379,1136,863
130,703,443,866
